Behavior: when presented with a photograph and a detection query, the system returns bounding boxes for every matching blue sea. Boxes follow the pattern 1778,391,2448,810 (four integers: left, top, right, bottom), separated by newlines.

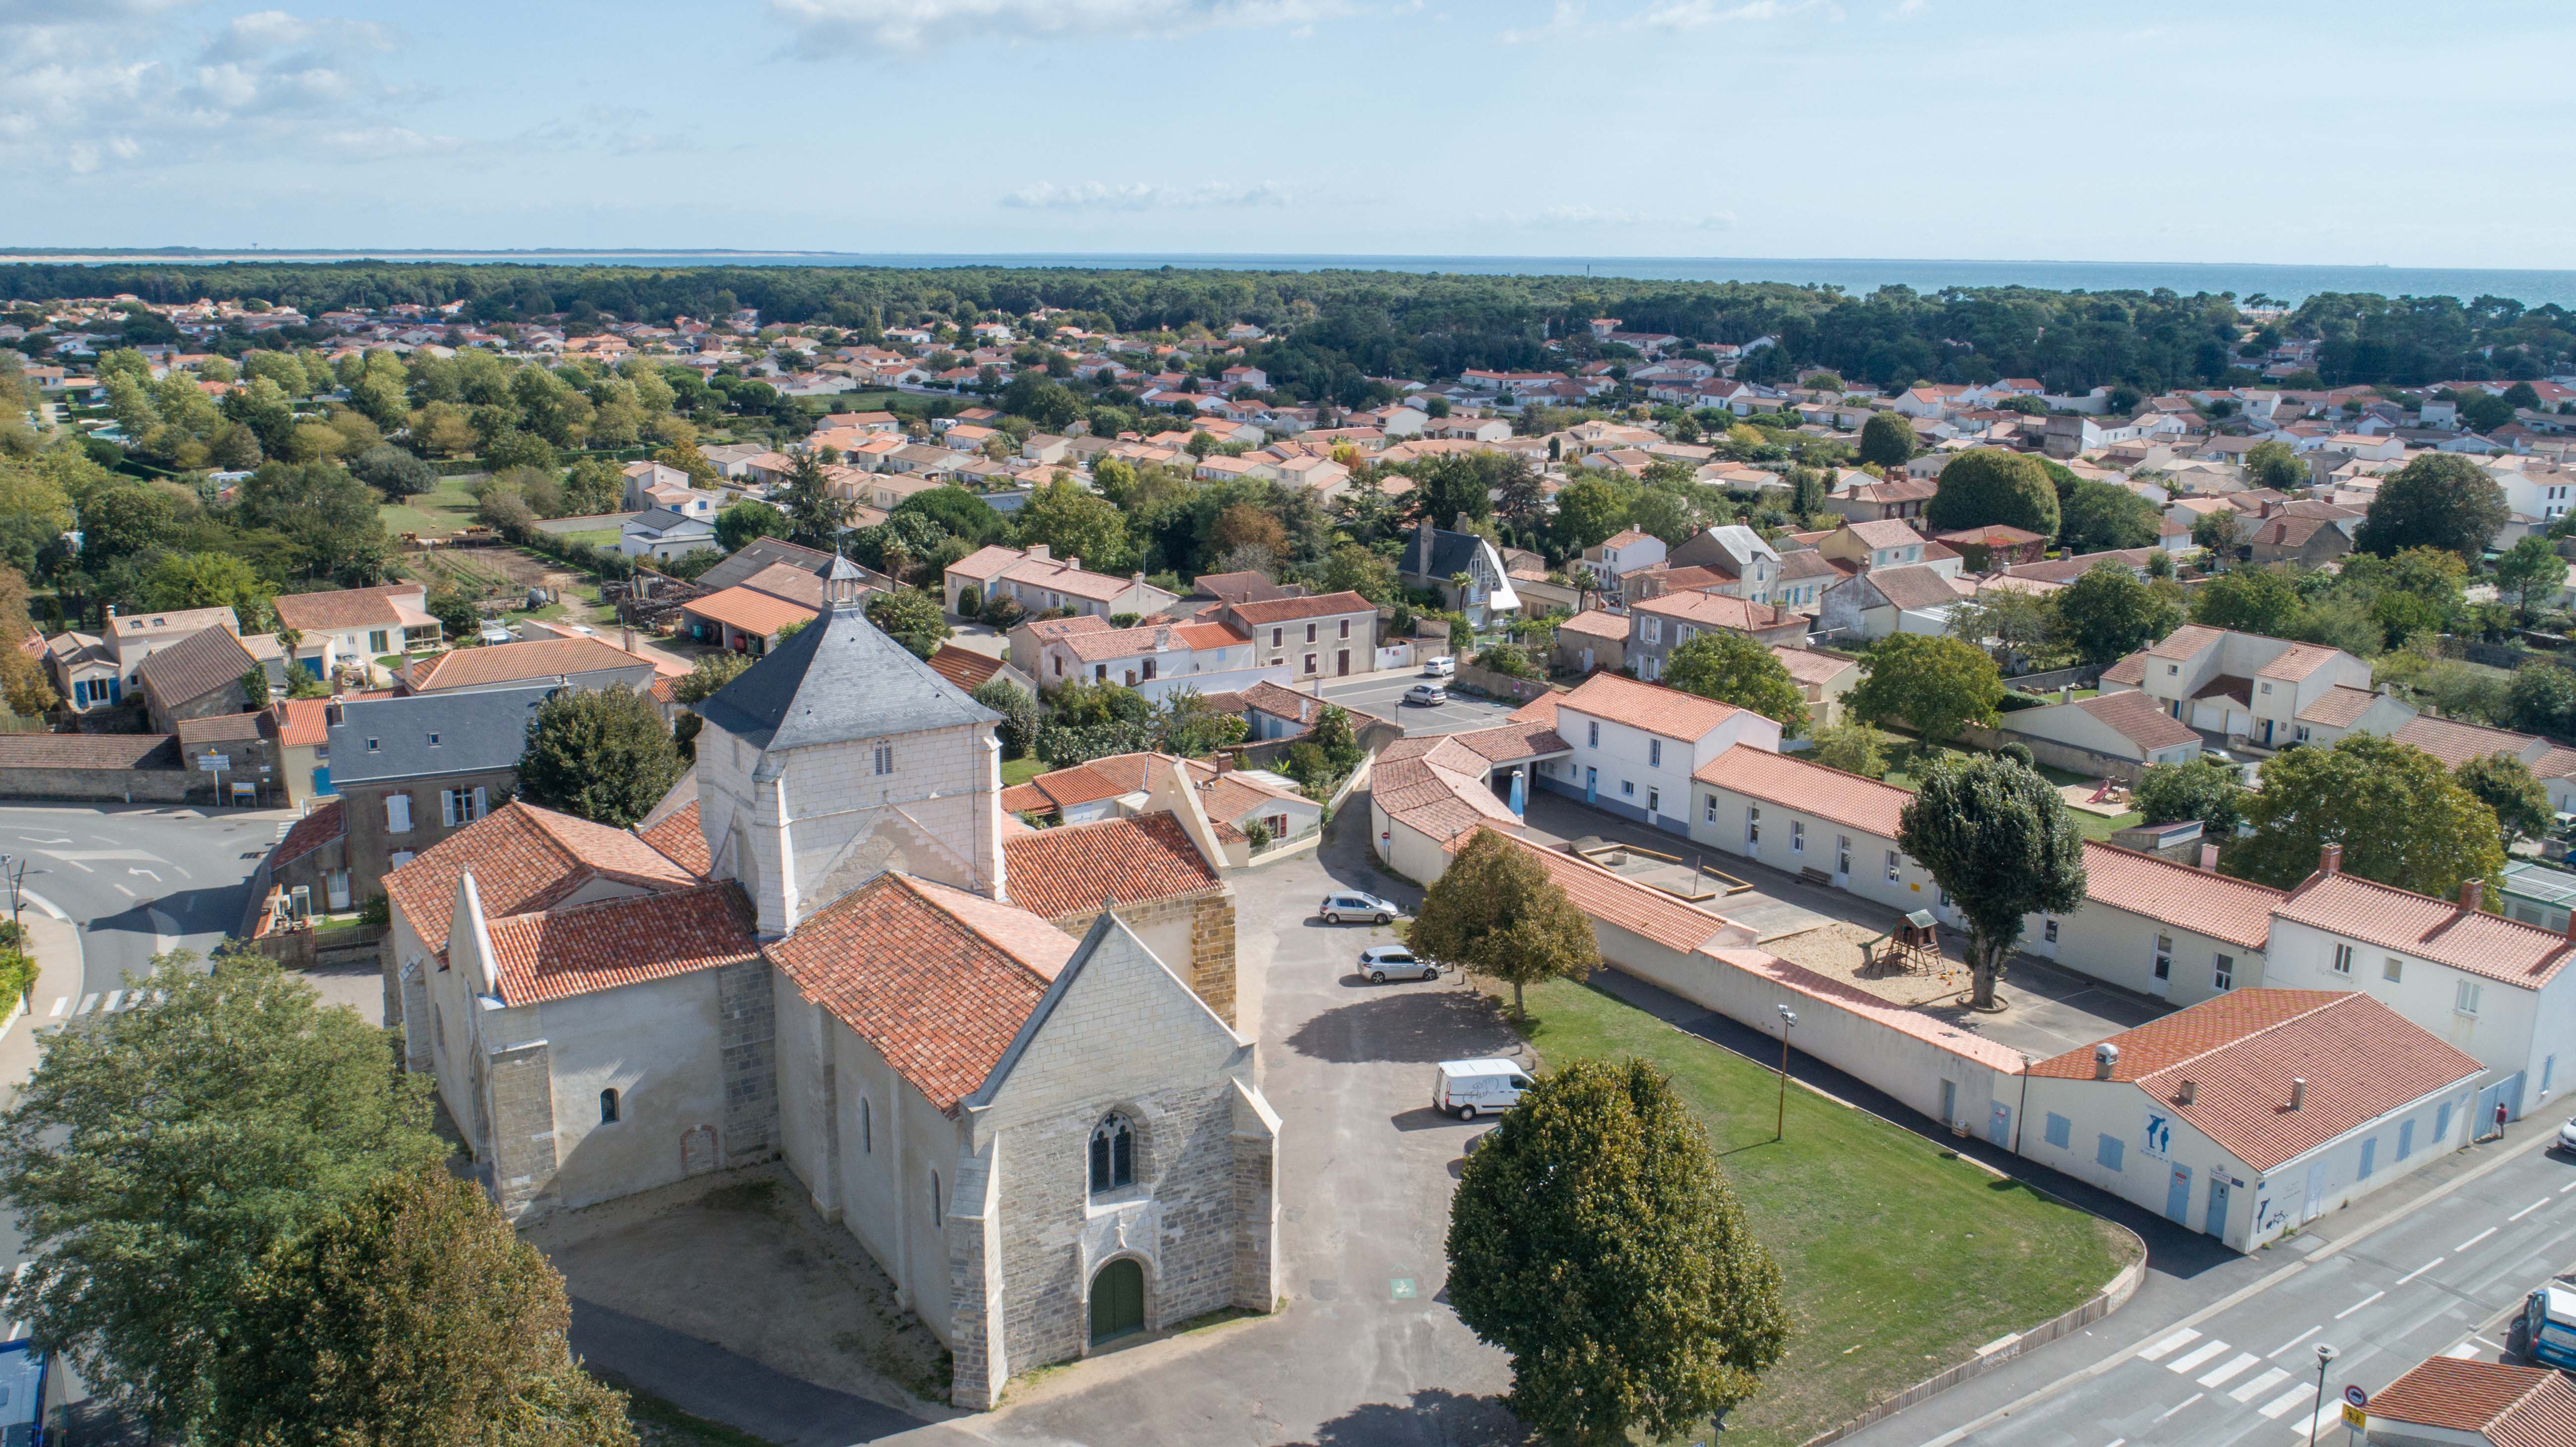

10,249,2576,308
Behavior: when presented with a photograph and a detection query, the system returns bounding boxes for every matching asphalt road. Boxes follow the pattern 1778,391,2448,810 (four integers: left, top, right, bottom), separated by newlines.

1315,673,1521,737
0,801,276,1008
1845,1128,2576,1447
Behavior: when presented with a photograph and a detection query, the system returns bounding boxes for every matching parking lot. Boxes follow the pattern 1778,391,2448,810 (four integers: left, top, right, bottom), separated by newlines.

1316,671,1523,737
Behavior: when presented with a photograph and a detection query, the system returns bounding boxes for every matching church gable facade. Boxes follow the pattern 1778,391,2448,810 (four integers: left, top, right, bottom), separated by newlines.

378,556,1275,1412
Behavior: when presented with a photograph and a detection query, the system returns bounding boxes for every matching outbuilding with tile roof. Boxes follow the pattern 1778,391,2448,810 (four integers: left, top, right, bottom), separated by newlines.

2024,988,2482,1250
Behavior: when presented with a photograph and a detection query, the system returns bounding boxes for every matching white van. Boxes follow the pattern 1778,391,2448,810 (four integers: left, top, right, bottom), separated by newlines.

1432,1059,1533,1120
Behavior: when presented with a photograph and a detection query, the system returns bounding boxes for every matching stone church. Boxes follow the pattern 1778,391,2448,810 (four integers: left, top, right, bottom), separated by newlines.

381,556,1279,1408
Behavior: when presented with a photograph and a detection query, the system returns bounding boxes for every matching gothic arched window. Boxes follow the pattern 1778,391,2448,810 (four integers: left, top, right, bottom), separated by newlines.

1089,1113,1135,1197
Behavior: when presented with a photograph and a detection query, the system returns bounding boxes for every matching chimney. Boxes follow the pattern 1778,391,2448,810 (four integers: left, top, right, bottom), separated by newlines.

324,694,345,727
2460,878,2485,913
2177,1079,2198,1106
2199,842,2221,871
2092,1043,2119,1081
2318,843,2342,876
2059,683,2073,704
1066,557,1081,573
2564,910,2576,944
2287,1077,2306,1111
1025,543,1049,562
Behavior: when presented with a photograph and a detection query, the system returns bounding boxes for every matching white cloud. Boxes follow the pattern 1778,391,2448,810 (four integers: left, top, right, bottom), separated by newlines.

1639,0,1838,28
1890,0,1927,14
1000,179,1293,211
1698,210,1738,231
1499,0,1584,44
771,0,1347,55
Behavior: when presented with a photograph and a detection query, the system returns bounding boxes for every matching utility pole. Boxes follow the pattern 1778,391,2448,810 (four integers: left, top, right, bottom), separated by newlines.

2308,1343,2337,1447
1774,1005,1797,1141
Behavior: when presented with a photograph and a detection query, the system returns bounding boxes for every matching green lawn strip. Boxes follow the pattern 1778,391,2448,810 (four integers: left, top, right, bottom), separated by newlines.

1511,976,2132,1447
378,475,483,539
999,756,1046,787
1879,741,2140,843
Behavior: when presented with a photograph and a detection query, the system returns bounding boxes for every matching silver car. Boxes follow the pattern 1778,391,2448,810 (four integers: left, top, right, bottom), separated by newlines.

1319,892,1396,925
1403,683,1447,706
1359,946,1438,984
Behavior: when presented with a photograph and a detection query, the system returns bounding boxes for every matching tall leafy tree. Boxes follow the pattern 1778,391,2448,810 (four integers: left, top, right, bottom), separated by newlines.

2052,561,2183,665
1922,448,2059,538
2132,756,2251,835
775,450,855,549
2228,734,2504,898
2354,452,2509,560
214,1167,636,1447
1856,410,1915,468
716,498,789,552
1016,476,1134,574
1448,1058,1788,1447
1410,827,1598,1021
142,552,274,627
1896,753,2088,1010
0,946,444,1440
2453,752,2552,853
1660,631,1808,738
516,684,686,827
2192,566,2305,637
1549,474,1632,556
2242,439,2307,492
864,586,951,660
2507,661,2576,737
1845,633,2003,743
2493,533,2565,618
2058,480,2162,552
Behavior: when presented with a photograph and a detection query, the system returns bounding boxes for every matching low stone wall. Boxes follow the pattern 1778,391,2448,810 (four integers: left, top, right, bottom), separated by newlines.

1450,665,1551,706
248,919,388,971
0,765,196,804
1964,724,2150,784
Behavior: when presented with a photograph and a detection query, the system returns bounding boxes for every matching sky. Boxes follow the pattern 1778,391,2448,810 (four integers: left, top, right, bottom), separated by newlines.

4,0,2573,267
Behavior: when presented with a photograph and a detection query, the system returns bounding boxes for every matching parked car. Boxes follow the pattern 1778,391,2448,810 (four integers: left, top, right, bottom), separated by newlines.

1359,945,1437,984
1432,1059,1532,1120
2557,1115,2576,1155
1403,683,1448,706
1318,891,1397,925
1423,655,1456,677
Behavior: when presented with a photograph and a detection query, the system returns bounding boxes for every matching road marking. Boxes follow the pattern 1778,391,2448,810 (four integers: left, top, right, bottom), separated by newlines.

2198,1352,2261,1388
2139,1327,2202,1361
2396,1256,2444,1284
2509,1198,2548,1222
101,990,123,1013
126,867,159,882
11,835,70,845
2294,1404,2340,1440
62,860,89,872
2267,1325,2321,1359
2168,1339,2230,1373
2259,1383,2317,1420
2151,1393,2202,1423
74,994,96,1015
2473,1334,2509,1354
111,882,132,896
2231,1367,2292,1402
2562,1180,2576,1194
45,997,63,1018
2442,1342,2480,1359
2457,1226,2498,1251
2335,1290,2384,1319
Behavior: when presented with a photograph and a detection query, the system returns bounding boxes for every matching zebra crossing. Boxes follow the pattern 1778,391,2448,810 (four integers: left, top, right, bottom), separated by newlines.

2134,1327,2320,1431
45,989,163,1021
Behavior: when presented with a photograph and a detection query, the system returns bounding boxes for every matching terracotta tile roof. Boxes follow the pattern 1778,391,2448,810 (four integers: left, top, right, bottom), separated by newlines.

1634,590,1797,633
2531,744,2576,783
2392,714,2541,769
681,584,818,638
2099,653,2148,686
271,697,334,747
2072,690,2202,752
925,644,1004,693
735,561,829,609
2078,841,2283,950
1556,609,1630,642
1859,563,1971,612
1059,620,1244,664
2192,674,2252,707
2003,546,2159,584
999,782,1054,814
1029,763,1129,810
135,625,259,709
2254,641,2343,681
1240,679,1324,725
2368,1357,2576,1447
484,883,759,1007
1016,614,1113,643
1557,672,1746,742
1693,746,1911,837
1843,518,1928,548
2145,624,2228,660
1771,647,1856,686
764,872,1075,1111
637,800,710,878
1224,590,1376,626
1932,524,2046,547
270,583,428,633
2294,683,2381,727
382,801,701,960
996,552,1145,603
105,606,235,643
272,797,345,867
0,733,176,770
403,636,646,692
1002,813,1221,918
2031,990,2481,1171
1447,720,1569,765
2274,869,2574,989
1505,690,1562,726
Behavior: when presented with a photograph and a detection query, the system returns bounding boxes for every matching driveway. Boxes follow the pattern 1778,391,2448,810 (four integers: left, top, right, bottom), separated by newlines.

896,808,1523,1446
1315,674,1520,737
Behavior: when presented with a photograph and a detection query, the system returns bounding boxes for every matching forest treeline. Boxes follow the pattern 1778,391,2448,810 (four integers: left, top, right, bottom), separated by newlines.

7,262,2571,401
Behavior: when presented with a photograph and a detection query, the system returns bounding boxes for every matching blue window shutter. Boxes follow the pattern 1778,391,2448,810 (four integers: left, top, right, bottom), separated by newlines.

2096,1134,2125,1172
2044,1113,2071,1149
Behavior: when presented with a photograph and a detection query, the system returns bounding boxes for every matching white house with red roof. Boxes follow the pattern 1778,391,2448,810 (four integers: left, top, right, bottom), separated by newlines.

1531,672,1783,836
381,557,1279,1409
2363,1354,2576,1446
2023,989,2482,1250
1028,618,1280,701
2096,624,2375,749
2266,846,2576,1122
941,543,1179,621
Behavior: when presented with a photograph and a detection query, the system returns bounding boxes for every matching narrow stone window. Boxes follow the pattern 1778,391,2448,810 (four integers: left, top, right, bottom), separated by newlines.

1090,1113,1135,1197
598,1088,619,1124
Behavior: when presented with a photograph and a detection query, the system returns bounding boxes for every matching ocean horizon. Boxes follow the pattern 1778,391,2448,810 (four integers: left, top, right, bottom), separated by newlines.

6,249,2575,308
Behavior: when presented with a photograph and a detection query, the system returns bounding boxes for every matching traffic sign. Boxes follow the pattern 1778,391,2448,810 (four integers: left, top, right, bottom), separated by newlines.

2344,1384,2368,1409
198,753,230,772
2341,1402,2366,1429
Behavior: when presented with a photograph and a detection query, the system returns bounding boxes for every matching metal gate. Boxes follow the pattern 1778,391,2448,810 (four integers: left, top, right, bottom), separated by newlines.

2475,1072,2527,1131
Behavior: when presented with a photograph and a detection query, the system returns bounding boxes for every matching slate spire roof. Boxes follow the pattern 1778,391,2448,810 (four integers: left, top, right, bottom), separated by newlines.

694,557,998,752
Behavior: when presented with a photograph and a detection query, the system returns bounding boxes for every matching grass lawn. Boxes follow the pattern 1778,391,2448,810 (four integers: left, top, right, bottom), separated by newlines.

999,755,1046,787
378,474,482,539
1878,738,2142,843
560,528,622,549
1509,977,2134,1447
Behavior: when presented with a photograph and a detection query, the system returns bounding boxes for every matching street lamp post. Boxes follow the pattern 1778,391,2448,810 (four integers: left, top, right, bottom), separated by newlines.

2308,1342,2336,1447
1774,1005,1797,1142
